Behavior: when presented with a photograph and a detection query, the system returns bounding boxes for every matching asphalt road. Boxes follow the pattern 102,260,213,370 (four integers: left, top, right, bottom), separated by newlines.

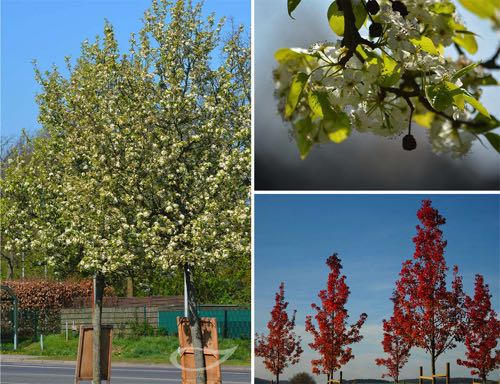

0,362,251,384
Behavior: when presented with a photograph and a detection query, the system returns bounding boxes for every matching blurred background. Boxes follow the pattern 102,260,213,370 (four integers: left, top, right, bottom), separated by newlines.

254,0,500,190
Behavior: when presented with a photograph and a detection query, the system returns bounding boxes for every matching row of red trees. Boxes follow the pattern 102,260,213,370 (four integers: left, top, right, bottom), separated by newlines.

376,200,499,383
255,201,499,384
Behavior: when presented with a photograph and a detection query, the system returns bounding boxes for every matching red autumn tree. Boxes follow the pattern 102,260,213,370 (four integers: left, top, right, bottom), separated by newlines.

395,200,465,375
255,282,303,384
375,294,411,383
457,274,500,383
305,253,367,382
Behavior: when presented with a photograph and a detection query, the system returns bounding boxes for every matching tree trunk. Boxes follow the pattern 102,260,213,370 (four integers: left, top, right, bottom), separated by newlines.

431,353,436,375
2,253,15,279
185,265,207,384
276,373,280,384
92,274,105,384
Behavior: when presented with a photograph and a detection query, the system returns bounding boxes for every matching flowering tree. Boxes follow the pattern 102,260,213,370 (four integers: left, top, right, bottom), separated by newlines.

305,253,367,381
255,282,303,384
2,0,249,383
395,200,465,375
375,294,411,383
457,274,500,383
275,0,499,159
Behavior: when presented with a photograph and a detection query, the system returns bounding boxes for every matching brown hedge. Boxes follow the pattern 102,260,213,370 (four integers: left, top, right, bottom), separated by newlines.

1,279,111,339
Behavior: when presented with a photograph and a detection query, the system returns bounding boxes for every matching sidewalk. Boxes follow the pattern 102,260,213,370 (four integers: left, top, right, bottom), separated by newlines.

0,354,251,371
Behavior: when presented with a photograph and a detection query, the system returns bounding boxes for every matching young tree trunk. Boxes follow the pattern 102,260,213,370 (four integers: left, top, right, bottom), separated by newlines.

276,372,280,384
2,253,15,279
92,274,105,384
185,265,207,384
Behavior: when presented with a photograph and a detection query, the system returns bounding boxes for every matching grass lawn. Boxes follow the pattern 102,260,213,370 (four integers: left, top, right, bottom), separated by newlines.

1,334,250,366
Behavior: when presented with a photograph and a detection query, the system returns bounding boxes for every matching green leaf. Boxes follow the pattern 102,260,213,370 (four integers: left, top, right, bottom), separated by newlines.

459,0,496,19
410,36,439,55
464,114,500,134
484,132,500,153
308,91,329,118
463,93,490,118
323,109,351,143
445,81,465,110
285,72,309,118
452,24,478,54
429,2,455,14
426,82,464,112
274,48,315,64
451,63,478,81
288,0,301,18
477,74,498,86
294,116,314,159
327,0,367,36
413,111,435,128
379,54,401,87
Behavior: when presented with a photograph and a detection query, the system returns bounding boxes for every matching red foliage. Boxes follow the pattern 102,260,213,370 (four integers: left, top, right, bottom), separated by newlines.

375,294,411,382
395,200,465,374
305,253,367,379
457,274,500,382
255,282,303,384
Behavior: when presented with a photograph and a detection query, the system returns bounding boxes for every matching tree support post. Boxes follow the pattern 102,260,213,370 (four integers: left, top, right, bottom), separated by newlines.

185,265,207,384
419,367,423,384
445,362,450,384
92,274,105,384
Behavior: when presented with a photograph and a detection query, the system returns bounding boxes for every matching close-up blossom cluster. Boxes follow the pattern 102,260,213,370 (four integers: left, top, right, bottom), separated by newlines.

274,0,499,158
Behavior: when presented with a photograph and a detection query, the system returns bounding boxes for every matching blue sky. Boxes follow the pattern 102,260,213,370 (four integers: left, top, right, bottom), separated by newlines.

1,0,250,140
255,194,500,380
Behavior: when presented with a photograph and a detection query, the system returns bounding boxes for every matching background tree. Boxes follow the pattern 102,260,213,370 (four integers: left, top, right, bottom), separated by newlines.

457,274,500,383
255,282,303,384
395,200,465,375
305,253,367,382
375,293,411,383
2,0,250,383
290,372,317,384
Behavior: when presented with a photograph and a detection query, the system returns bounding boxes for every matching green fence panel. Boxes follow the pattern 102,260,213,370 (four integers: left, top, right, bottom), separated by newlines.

158,308,250,339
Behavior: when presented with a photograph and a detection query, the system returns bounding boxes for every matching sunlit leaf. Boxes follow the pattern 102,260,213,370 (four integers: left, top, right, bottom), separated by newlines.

285,73,309,118
324,109,351,143
294,116,314,159
459,0,496,19
327,0,367,36
452,23,478,54
308,91,330,118
275,48,316,64
410,36,439,55
429,2,455,14
463,93,491,118
413,111,435,128
451,63,478,81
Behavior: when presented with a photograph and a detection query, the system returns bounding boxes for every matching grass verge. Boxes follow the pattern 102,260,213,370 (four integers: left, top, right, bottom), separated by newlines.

1,334,250,366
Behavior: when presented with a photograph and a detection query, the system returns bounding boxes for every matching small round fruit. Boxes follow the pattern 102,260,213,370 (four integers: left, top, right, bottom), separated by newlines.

402,134,417,151
366,0,380,14
392,1,409,17
369,22,383,38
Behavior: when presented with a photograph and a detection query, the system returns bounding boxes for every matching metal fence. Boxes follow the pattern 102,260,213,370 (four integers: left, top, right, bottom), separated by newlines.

1,301,251,346
158,306,251,339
